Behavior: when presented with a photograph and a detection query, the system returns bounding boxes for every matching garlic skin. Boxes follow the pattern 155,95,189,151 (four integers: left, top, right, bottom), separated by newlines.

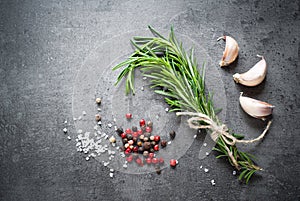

233,55,267,86
217,36,239,67
239,93,274,119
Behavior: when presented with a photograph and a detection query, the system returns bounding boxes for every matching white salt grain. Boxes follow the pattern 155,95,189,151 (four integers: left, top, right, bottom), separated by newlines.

203,143,207,147
82,111,86,116
109,173,114,178
193,135,197,139
78,116,82,120
167,141,172,145
123,164,128,168
110,168,114,172
64,120,67,124
165,108,169,112
77,129,83,134
204,168,209,173
63,128,68,133
211,179,215,186
200,165,203,169
233,171,237,176
205,152,209,156
86,157,90,161
107,123,112,128
67,136,71,140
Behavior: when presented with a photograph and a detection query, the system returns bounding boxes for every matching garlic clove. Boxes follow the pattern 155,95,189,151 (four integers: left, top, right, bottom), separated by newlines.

217,36,239,67
239,93,274,119
233,55,267,86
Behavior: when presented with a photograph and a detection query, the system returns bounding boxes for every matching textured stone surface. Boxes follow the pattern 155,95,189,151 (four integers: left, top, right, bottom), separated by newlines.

0,0,299,200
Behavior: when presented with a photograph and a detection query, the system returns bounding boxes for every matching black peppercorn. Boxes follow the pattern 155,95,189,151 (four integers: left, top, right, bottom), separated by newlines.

116,127,123,136
138,146,144,153
160,140,167,147
127,134,133,140
122,138,128,144
169,130,176,140
155,166,161,174
132,126,138,132
144,132,151,138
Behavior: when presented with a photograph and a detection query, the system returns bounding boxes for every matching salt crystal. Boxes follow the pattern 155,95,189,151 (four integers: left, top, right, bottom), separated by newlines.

64,120,67,124
200,165,203,169
123,164,127,168
97,108,101,111
143,77,147,80
86,157,90,161
193,135,197,139
204,168,209,173
107,123,112,128
77,129,83,134
141,86,144,91
167,141,172,145
103,162,109,167
73,117,77,121
98,121,102,125
82,111,86,116
232,171,237,176
63,128,68,133
165,108,169,112
113,118,116,122
211,179,215,186
109,173,114,178
203,143,207,147
76,142,81,147
78,116,82,120
90,153,96,157
67,136,71,140
110,168,114,172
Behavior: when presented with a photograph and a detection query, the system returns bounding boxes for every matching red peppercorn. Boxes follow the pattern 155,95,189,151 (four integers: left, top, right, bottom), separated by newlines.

121,133,127,139
148,153,154,159
145,126,152,133
170,159,177,167
159,157,164,164
154,144,159,151
126,155,133,162
145,157,152,164
137,129,143,135
125,128,132,134
125,113,132,119
132,132,139,138
154,135,160,142
135,157,143,166
125,147,132,154
133,146,139,153
152,158,159,164
139,119,146,127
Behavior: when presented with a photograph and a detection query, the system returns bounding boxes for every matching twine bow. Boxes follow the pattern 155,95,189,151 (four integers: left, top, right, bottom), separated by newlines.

176,112,272,169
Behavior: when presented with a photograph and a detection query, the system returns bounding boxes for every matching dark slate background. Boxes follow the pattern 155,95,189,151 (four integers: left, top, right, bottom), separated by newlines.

0,0,299,200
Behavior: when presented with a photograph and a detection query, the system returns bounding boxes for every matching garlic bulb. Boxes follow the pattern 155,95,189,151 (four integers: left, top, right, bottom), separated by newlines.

239,93,274,119
233,55,267,86
217,36,239,67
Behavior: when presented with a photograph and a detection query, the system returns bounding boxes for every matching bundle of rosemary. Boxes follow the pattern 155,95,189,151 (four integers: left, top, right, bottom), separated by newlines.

113,26,267,183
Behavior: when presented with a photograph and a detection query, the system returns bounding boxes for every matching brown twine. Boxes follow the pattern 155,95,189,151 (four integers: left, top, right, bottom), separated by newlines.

176,111,272,169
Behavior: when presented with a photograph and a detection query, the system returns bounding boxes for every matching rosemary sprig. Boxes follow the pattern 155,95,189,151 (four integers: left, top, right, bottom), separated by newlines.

113,26,261,183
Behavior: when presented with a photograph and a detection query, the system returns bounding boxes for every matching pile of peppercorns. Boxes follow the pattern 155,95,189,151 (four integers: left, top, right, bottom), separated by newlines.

116,113,177,172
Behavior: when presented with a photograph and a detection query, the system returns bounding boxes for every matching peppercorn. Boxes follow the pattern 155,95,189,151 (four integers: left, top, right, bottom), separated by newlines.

125,113,132,119
147,121,153,128
170,159,177,167
150,136,155,141
145,157,152,164
121,133,127,139
139,134,145,141
146,126,152,133
159,157,164,164
124,143,130,149
144,132,151,138
151,141,156,146
127,134,133,140
148,153,154,159
125,128,132,134
152,158,159,164
138,147,144,153
95,114,101,121
169,130,176,140
135,157,143,166
139,119,146,127
149,148,155,153
116,127,123,136
155,166,161,174
95,98,101,104
132,126,137,132
141,125,146,132
132,132,138,138
160,140,167,147
137,129,143,135
143,142,151,150
128,140,134,145
143,137,149,142
143,151,149,157
154,135,160,142
137,141,143,147
154,144,159,151
132,137,138,142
